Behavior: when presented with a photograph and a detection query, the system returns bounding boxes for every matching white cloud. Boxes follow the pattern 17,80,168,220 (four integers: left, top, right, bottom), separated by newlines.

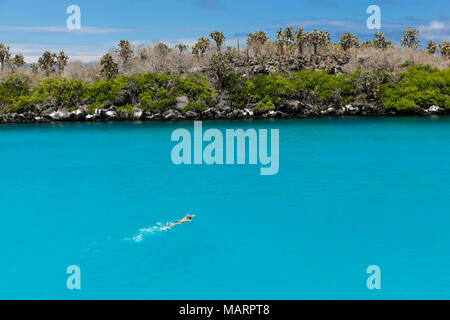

418,20,450,41
131,37,241,49
131,38,199,48
24,55,101,64
0,25,135,34
430,21,446,30
10,43,109,63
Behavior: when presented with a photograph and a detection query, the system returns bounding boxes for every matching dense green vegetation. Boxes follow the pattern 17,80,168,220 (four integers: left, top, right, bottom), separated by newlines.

224,70,354,110
0,65,449,114
0,73,214,114
1,24,449,116
224,65,449,111
380,65,450,110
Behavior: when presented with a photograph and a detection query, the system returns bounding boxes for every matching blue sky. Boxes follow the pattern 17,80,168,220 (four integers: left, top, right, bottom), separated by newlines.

0,0,448,63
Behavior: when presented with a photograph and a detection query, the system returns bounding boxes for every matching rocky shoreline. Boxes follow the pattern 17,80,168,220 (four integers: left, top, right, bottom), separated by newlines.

1,100,448,123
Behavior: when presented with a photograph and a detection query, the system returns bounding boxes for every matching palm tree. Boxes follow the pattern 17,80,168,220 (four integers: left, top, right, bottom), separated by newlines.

0,43,11,72
116,40,134,70
209,52,233,91
401,27,420,50
276,27,295,56
276,28,285,56
210,31,225,52
247,31,268,57
294,27,308,55
373,31,393,49
38,51,57,76
175,44,189,54
439,41,450,58
154,43,171,56
11,54,25,69
339,32,359,51
56,50,69,76
308,30,330,55
192,37,210,57
426,40,438,55
100,54,119,79
30,63,39,74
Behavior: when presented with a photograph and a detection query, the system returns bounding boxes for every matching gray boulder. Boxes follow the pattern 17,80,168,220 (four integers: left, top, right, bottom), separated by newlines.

203,107,218,117
176,96,189,110
163,110,178,120
41,107,57,119
114,82,139,106
286,100,300,114
185,110,198,119
50,109,71,121
147,113,161,120
119,110,130,120
70,108,86,121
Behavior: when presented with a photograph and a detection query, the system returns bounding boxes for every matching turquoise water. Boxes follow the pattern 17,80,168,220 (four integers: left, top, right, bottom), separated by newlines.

1,117,450,300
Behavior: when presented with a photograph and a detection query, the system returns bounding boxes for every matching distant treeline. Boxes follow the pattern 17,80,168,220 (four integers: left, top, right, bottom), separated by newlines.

0,27,449,80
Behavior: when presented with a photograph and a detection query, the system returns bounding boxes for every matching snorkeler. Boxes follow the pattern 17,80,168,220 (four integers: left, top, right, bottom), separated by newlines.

168,215,196,229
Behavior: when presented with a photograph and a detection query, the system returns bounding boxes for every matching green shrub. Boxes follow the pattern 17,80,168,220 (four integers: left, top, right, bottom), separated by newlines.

225,71,354,109
185,101,208,112
293,70,353,105
84,76,128,108
32,78,85,109
176,74,213,102
144,99,174,111
223,72,248,108
225,74,295,109
257,98,276,111
381,65,450,110
249,74,295,106
350,69,391,101
9,95,34,113
0,65,448,115
117,104,134,115
0,76,31,107
137,73,213,111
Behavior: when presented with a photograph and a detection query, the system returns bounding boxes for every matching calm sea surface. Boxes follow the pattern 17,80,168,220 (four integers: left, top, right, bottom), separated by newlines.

1,117,449,299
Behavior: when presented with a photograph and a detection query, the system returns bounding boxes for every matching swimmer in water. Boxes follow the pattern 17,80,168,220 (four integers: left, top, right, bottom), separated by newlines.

168,215,196,229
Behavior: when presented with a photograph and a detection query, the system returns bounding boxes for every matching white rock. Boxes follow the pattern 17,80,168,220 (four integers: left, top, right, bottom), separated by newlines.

105,111,118,118
50,109,70,120
132,108,143,120
427,105,443,113
322,107,336,114
344,104,360,114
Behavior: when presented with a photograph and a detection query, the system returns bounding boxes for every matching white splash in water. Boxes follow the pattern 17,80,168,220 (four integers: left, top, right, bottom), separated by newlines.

126,222,173,242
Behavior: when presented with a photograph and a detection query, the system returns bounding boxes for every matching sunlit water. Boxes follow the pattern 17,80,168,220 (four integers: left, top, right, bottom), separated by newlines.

1,117,449,299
